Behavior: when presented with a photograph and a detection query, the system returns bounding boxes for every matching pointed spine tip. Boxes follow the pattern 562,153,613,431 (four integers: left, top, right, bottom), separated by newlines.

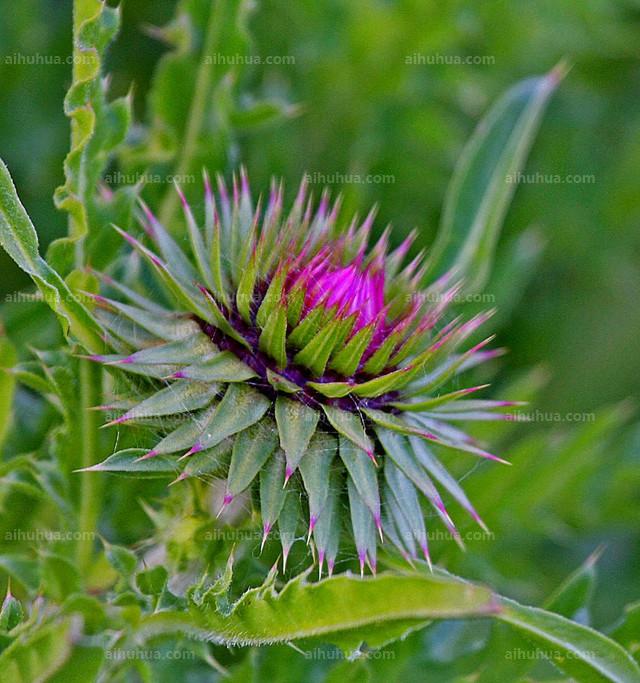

375,515,384,542
137,449,159,461
102,415,129,428
421,544,433,572
358,550,366,577
260,524,271,553
181,442,203,459
307,516,317,543
168,472,188,486
283,466,294,486
216,493,234,517
365,449,378,466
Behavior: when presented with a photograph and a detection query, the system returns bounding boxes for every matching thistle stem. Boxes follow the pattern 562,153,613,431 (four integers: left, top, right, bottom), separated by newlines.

158,0,224,227
76,358,102,574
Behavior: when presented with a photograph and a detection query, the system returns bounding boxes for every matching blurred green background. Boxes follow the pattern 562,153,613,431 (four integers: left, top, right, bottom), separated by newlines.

0,0,638,653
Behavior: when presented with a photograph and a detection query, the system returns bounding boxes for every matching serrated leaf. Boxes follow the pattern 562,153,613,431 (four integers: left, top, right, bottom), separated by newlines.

141,571,495,654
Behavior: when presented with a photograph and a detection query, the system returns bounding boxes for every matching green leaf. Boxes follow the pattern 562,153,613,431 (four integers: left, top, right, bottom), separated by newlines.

0,160,104,352
103,539,137,578
498,597,640,682
428,63,565,291
40,553,81,601
51,1,133,274
0,618,77,683
610,602,640,662
256,266,287,329
275,397,320,480
306,380,354,398
0,556,39,592
544,546,602,621
140,571,495,654
136,565,168,596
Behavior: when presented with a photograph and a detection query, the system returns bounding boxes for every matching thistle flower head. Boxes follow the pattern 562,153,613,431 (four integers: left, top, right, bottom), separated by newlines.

88,170,515,576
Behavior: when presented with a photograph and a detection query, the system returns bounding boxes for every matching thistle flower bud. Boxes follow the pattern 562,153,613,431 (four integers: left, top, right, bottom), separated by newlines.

88,171,514,573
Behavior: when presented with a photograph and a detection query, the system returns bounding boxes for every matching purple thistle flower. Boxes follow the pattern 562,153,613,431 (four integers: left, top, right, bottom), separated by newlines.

86,171,520,575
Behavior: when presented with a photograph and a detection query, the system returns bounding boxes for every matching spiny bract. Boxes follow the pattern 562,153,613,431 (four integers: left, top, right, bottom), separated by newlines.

87,170,517,576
